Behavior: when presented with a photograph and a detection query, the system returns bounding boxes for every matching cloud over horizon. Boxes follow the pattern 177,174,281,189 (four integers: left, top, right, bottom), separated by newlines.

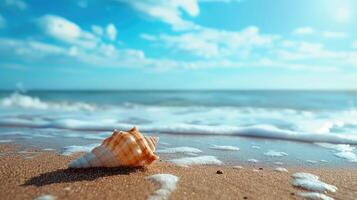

0,0,356,89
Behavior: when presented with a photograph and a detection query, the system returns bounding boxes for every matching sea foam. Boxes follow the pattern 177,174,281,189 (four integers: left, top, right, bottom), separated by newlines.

34,195,56,200
0,93,95,111
248,159,259,163
292,172,337,193
298,192,334,200
61,143,99,156
315,143,355,152
147,174,179,200
334,151,357,162
2,117,357,145
2,93,357,145
264,150,288,157
209,145,240,151
0,139,12,143
315,142,357,162
156,147,202,154
274,167,288,172
169,156,223,167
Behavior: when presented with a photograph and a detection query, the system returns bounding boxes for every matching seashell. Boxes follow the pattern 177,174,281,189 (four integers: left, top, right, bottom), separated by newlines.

68,127,159,168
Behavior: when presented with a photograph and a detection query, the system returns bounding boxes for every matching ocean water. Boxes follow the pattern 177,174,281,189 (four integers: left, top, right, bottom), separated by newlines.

0,90,356,166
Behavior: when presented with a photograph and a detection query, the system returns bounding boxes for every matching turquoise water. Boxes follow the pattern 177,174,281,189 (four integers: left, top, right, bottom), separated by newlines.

1,90,356,110
0,90,356,166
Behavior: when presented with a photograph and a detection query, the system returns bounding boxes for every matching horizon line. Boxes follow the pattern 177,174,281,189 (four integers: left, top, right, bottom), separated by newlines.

0,88,357,92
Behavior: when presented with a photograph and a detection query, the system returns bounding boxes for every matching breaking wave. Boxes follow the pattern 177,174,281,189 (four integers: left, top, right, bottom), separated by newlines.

1,92,357,145
0,93,96,111
1,117,357,144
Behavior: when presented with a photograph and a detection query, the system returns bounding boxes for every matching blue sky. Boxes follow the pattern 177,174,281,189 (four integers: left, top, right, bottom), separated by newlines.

0,0,356,90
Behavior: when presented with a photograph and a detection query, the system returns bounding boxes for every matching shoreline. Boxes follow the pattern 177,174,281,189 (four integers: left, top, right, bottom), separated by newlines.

1,144,356,200
3,132,357,169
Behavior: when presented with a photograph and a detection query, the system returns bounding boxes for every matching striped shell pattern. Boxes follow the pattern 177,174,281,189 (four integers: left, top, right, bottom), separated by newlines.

69,127,159,168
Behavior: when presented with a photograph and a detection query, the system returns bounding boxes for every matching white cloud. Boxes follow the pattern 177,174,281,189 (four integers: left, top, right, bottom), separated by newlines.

144,26,276,58
91,25,104,36
2,8,356,75
322,31,348,39
116,0,200,30
36,15,81,42
293,27,349,39
276,41,357,67
4,0,27,10
159,32,219,58
1,35,353,74
106,23,117,41
36,15,99,48
334,6,351,23
0,38,68,60
27,15,163,68
0,37,151,69
352,40,357,49
0,14,5,28
140,33,157,41
115,0,243,30
293,27,315,35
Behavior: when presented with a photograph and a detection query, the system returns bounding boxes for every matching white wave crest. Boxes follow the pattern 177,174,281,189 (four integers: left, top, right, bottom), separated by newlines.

315,142,357,162
0,93,96,111
1,116,357,145
156,147,202,154
209,145,240,151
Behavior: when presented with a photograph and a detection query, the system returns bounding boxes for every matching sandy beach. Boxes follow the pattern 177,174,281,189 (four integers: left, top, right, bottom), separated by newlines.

0,144,356,200
1,0,357,198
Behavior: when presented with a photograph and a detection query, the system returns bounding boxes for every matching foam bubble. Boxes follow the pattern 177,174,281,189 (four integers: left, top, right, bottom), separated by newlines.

169,156,223,167
209,145,240,151
298,192,334,200
315,142,357,162
147,174,179,200
274,167,288,172
248,159,259,163
34,194,56,200
233,165,244,169
61,143,99,156
264,150,288,157
292,172,337,193
156,147,202,154
42,148,55,151
315,143,354,152
292,173,319,180
306,160,318,164
334,151,357,162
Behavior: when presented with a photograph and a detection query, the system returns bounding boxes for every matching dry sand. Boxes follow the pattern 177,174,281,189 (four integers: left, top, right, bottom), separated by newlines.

0,144,356,200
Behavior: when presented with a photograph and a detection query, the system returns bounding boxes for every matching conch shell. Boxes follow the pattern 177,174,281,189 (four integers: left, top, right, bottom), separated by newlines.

68,127,159,168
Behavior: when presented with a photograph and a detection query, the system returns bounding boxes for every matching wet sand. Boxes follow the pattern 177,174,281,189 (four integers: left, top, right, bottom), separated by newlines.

0,144,356,200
